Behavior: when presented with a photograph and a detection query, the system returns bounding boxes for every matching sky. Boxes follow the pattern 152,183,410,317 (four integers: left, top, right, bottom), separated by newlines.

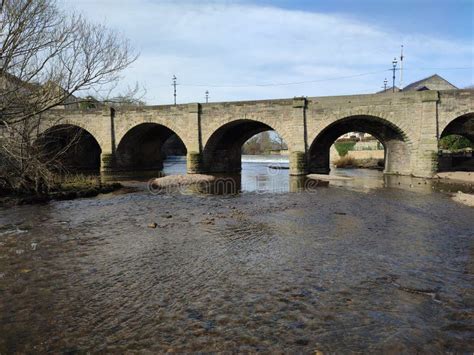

62,0,473,105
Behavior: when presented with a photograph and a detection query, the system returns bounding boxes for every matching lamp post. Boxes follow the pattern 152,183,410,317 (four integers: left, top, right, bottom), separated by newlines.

399,45,404,88
172,75,177,105
205,90,209,103
383,78,388,91
392,58,397,93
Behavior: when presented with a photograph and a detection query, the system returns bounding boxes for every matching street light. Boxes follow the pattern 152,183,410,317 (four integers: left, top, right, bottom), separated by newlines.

172,75,177,105
392,58,398,93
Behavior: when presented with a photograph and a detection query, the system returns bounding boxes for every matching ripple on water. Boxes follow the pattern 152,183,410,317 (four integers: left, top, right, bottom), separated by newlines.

0,173,473,352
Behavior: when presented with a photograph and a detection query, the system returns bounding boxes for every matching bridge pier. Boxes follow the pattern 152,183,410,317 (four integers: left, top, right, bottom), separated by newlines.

289,151,307,175
187,151,203,174
411,150,438,178
306,151,330,175
383,140,413,176
100,152,117,173
101,151,167,173
409,92,440,178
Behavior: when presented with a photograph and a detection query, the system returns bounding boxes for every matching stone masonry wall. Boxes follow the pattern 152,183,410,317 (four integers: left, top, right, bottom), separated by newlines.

38,90,474,177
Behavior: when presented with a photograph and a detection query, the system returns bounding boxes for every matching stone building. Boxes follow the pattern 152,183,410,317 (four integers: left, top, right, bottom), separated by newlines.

402,74,458,92
0,70,82,110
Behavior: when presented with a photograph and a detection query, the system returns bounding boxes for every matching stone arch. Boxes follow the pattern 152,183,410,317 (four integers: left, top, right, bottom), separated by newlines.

201,110,296,153
43,116,108,153
114,116,192,153
115,122,187,171
440,112,474,142
202,119,288,173
438,112,474,172
36,124,102,172
308,115,412,175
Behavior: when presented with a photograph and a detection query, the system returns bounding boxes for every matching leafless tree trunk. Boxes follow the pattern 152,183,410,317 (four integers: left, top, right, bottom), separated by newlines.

0,0,138,194
272,134,288,150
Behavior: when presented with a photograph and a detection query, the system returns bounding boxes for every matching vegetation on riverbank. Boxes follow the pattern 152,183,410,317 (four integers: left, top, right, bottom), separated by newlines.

334,156,384,169
439,135,473,151
334,141,357,157
333,155,356,167
242,131,287,155
0,174,122,205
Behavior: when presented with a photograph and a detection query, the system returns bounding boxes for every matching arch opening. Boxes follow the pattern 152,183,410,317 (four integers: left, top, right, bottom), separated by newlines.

308,115,410,175
116,123,187,172
36,124,102,172
438,113,474,172
203,119,288,173
330,133,385,170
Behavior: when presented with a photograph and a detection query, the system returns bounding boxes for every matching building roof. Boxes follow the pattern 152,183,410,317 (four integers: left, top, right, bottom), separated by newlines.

402,74,458,91
0,69,41,91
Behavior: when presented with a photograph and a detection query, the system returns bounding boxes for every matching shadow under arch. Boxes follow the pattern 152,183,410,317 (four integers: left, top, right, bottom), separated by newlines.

438,112,474,172
308,115,411,175
440,112,474,141
202,119,287,173
115,122,187,171
36,124,102,172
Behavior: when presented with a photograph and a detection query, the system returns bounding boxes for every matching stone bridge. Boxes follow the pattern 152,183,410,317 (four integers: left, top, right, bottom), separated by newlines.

40,89,473,177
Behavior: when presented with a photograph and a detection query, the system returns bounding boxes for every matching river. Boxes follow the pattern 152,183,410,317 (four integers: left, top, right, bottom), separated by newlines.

0,155,473,352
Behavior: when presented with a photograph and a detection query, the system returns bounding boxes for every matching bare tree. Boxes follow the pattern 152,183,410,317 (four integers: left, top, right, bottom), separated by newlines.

242,131,288,155
0,0,138,194
272,133,287,150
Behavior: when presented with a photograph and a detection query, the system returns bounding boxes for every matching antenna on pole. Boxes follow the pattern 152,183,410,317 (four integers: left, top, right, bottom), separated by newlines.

399,45,404,89
172,75,178,105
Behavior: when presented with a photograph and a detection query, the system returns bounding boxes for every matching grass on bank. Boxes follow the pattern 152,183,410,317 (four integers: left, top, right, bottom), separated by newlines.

0,173,122,204
334,156,384,169
54,174,104,191
48,174,122,198
334,155,356,168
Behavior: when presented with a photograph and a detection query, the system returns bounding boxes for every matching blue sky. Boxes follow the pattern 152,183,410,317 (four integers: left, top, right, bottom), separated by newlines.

63,0,473,104
248,0,473,39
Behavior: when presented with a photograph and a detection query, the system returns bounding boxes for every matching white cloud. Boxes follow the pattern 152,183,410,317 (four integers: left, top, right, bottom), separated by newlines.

62,0,473,104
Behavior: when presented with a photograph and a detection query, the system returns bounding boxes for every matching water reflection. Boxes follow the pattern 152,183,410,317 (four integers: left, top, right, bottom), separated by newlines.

190,175,241,195
330,170,474,194
100,155,473,195
2,158,474,353
187,175,328,195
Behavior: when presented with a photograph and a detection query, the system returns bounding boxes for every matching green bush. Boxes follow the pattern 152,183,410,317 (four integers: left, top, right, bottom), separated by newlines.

334,141,356,157
439,135,473,151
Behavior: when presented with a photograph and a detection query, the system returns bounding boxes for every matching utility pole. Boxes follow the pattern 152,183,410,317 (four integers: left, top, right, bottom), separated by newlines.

172,75,177,105
383,78,388,91
205,90,209,103
399,45,404,89
392,58,398,93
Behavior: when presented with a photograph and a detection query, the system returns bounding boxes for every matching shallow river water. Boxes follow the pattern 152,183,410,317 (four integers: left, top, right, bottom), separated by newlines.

0,156,473,352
